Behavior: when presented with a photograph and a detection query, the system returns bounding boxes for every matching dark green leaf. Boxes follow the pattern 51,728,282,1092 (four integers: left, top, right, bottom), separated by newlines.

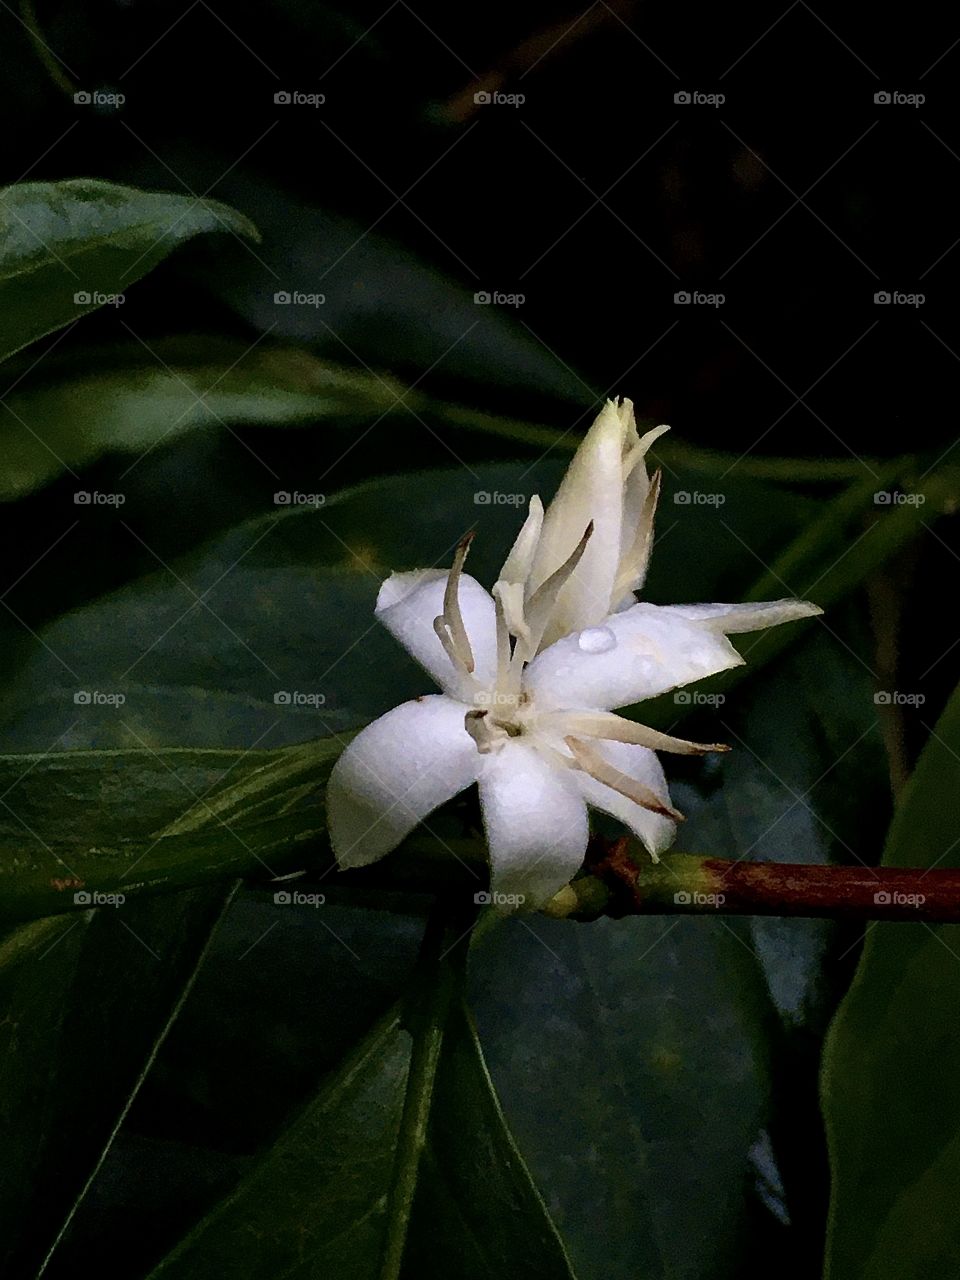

148,1006,411,1280
402,1002,576,1280
0,339,405,500
821,680,960,1280
146,990,574,1280
0,180,257,364
469,912,771,1280
0,740,336,923
0,884,235,1278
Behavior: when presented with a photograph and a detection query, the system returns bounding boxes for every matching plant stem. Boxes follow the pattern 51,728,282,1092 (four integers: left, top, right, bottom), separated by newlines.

546,845,960,922
378,903,468,1280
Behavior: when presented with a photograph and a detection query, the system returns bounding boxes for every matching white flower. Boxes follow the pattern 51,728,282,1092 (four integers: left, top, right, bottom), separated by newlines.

327,399,820,910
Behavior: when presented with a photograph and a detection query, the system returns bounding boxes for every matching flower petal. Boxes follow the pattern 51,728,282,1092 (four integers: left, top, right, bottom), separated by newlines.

327,694,479,867
657,599,821,632
528,400,627,642
525,598,819,711
376,570,497,700
478,741,589,910
571,740,676,860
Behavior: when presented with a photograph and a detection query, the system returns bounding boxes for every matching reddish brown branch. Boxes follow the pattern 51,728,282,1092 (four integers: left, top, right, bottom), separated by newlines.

551,840,960,922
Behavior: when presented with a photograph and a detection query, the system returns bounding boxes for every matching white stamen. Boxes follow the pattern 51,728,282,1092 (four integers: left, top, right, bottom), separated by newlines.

493,581,530,646
544,710,729,756
434,533,476,674
622,423,670,479
498,493,544,585
612,468,662,601
520,520,594,661
493,587,511,693
564,735,684,821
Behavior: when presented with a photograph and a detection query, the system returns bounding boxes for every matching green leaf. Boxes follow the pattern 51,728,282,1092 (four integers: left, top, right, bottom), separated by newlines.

469,913,771,1280
146,982,574,1278
720,615,888,1024
148,1005,411,1279
202,176,590,403
0,339,408,500
402,1002,576,1280
821,680,960,1279
0,740,337,924
0,883,236,1277
0,462,564,751
0,179,257,364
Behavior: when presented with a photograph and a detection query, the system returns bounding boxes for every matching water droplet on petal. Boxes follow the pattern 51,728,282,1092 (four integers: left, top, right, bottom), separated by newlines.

577,626,616,654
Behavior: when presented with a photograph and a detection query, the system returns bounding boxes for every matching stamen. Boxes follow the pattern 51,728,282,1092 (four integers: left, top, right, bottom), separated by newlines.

622,424,670,479
612,468,662,601
498,494,544,586
520,520,594,660
464,709,508,754
564,736,684,821
544,709,729,756
433,615,466,671
434,532,476,674
493,586,512,692
493,581,530,646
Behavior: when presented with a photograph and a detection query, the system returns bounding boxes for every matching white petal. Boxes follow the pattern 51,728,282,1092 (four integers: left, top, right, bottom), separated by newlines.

376,570,497,699
660,599,821,632
571,740,676,860
478,741,589,910
327,695,479,867
528,401,626,641
524,601,743,710
526,597,819,711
